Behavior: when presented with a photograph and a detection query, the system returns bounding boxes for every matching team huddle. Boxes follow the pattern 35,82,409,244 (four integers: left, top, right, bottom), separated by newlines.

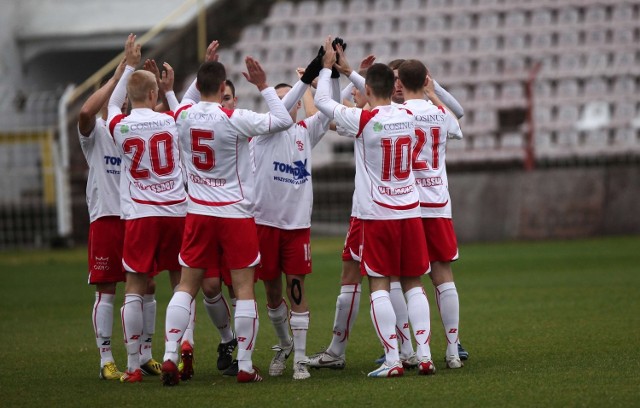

79,33,468,385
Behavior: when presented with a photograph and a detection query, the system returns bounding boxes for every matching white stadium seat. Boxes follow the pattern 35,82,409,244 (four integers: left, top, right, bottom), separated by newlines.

575,102,611,131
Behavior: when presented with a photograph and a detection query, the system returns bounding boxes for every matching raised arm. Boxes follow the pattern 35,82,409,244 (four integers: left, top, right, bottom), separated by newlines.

78,58,126,136
243,56,293,132
107,34,140,125
432,79,464,119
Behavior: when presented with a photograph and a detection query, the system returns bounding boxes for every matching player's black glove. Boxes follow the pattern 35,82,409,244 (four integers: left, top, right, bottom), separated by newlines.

301,46,325,85
331,37,347,78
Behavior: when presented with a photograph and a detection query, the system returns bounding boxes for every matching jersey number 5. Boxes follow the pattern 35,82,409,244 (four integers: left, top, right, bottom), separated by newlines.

191,129,215,170
123,132,175,179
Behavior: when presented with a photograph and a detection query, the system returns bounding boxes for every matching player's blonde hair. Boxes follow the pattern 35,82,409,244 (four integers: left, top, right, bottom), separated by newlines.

126,70,157,103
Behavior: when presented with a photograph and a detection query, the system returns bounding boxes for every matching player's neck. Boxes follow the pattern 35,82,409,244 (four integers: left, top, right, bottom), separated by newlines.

403,91,424,101
368,97,391,109
201,95,222,104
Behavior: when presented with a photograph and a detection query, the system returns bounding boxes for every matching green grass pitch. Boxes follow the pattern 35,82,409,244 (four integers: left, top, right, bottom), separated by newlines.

1,236,639,407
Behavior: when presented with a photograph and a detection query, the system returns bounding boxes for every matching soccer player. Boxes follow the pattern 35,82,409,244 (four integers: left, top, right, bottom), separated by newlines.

252,61,338,380
314,38,435,377
78,57,128,381
399,59,465,368
160,55,294,385
107,34,187,383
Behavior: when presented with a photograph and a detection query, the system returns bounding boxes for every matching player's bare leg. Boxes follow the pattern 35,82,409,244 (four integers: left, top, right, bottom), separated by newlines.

264,276,293,377
232,267,262,382
286,274,310,379
430,261,463,368
202,277,236,371
401,276,435,375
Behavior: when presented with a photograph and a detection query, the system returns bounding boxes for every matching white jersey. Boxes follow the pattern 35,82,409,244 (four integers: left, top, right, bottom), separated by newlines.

252,113,329,229
108,108,187,219
78,118,121,222
403,99,463,218
175,87,293,218
333,104,420,220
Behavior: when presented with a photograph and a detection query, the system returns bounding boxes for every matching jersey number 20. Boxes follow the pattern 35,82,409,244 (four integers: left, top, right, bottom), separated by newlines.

123,132,175,179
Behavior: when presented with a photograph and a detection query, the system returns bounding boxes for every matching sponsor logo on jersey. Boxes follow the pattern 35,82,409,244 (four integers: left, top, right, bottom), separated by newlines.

120,124,129,134
128,119,173,132
134,180,175,193
378,185,415,196
189,173,226,187
272,159,310,185
373,122,383,132
415,177,443,187
414,114,445,123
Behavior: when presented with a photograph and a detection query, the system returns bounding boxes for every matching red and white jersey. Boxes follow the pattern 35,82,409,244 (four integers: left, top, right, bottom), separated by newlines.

175,89,293,218
333,104,420,220
108,108,187,219
403,99,462,218
252,113,329,229
78,118,121,222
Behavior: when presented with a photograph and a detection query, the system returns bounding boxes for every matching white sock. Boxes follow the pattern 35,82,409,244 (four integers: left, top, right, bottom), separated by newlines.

290,311,310,363
93,292,115,367
436,282,460,357
370,290,399,365
267,299,292,347
121,294,143,371
183,297,196,346
405,286,432,361
140,294,156,364
235,300,259,373
327,283,361,357
204,293,234,343
390,281,414,358
163,291,192,364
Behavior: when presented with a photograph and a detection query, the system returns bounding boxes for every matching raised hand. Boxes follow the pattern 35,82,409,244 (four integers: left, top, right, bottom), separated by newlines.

113,57,127,81
322,37,336,70
301,46,325,84
158,63,175,94
143,59,160,80
359,55,376,71
124,34,141,68
334,44,352,77
205,40,220,62
243,56,268,91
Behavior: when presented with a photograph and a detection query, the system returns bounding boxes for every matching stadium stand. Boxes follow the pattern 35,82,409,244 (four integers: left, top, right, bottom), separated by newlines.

2,0,639,246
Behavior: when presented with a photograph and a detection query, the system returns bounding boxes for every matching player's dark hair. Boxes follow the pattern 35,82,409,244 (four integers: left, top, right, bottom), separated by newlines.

387,59,406,70
197,61,226,96
398,59,429,93
274,83,293,90
365,63,395,99
224,79,236,97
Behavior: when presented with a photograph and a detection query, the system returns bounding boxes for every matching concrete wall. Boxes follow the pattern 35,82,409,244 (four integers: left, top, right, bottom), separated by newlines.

450,163,640,242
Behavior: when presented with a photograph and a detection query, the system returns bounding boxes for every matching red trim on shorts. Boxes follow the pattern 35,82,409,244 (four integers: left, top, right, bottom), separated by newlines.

373,200,419,210
188,194,242,207
131,196,186,206
420,200,448,208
